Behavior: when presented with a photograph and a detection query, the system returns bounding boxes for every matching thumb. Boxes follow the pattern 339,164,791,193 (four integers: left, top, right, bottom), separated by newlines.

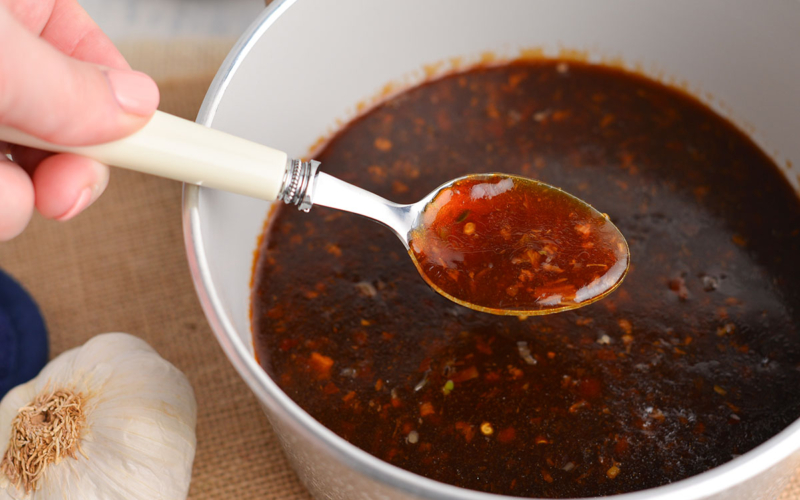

0,6,159,146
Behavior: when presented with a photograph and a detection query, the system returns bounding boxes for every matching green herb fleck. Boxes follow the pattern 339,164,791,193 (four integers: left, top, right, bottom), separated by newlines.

442,380,455,396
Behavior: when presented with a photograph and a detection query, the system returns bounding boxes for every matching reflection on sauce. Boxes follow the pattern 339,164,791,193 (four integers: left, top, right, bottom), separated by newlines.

252,60,800,498
409,174,628,315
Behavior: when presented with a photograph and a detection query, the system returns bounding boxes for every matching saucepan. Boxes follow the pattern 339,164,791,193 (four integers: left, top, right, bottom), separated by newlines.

183,1,800,499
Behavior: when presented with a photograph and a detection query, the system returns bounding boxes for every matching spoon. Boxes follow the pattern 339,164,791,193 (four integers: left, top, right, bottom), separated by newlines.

0,110,629,315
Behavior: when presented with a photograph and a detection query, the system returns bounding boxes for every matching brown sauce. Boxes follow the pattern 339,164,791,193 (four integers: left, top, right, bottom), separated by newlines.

252,60,800,498
408,174,629,315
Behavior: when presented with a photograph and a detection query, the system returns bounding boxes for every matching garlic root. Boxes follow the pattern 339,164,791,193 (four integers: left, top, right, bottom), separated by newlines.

2,388,86,492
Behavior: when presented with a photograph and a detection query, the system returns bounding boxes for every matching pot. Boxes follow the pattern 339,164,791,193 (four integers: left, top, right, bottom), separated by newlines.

183,1,800,498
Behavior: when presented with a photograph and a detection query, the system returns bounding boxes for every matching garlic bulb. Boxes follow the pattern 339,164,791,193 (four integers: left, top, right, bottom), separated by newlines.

0,333,197,499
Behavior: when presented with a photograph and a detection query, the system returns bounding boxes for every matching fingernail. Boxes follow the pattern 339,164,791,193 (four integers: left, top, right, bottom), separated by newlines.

56,163,109,222
56,187,92,221
104,69,159,116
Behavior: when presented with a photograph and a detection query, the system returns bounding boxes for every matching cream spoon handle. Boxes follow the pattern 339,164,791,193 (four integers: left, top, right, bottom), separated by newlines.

0,110,290,201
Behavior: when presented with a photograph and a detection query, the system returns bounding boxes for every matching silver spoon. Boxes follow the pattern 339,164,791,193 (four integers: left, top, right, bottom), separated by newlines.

0,110,629,315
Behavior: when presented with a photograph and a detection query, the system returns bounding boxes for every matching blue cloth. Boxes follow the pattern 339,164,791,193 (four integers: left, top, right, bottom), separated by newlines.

0,270,48,400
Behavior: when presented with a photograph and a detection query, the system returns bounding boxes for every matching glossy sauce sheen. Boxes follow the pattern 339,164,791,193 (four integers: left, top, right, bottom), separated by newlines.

409,174,628,315
252,61,800,498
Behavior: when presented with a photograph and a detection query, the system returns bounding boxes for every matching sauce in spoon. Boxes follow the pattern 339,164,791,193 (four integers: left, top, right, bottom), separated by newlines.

408,174,629,315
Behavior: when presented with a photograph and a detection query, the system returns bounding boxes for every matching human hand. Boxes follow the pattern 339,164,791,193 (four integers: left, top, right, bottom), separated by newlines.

0,0,159,241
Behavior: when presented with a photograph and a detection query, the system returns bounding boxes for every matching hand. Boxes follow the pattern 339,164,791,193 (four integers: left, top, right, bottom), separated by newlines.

0,0,159,241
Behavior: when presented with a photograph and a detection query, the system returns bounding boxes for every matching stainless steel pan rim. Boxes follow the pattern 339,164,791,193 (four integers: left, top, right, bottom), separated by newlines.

182,1,800,498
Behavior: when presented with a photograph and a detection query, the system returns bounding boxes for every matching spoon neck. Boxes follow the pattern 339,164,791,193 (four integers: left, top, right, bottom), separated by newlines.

280,166,413,247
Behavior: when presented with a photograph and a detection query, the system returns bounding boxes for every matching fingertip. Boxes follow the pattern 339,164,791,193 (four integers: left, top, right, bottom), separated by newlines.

0,160,35,241
104,69,160,117
33,154,109,220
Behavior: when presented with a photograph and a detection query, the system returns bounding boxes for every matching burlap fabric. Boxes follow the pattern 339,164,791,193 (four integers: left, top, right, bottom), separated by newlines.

0,39,798,500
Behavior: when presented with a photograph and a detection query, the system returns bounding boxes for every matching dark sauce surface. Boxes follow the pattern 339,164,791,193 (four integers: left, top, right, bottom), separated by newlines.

252,61,800,498
409,174,629,315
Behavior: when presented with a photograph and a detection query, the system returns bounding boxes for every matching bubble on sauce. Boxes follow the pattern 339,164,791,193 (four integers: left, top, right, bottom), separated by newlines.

469,177,514,200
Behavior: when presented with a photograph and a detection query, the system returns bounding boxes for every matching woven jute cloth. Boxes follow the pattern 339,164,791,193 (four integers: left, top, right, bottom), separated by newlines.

0,39,799,500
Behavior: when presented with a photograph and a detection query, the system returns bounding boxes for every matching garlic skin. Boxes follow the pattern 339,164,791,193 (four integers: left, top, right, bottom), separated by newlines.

0,333,197,500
